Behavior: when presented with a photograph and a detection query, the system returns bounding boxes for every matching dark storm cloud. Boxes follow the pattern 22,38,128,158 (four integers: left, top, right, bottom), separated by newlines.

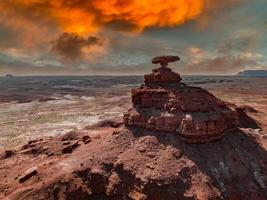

50,33,105,61
0,26,21,48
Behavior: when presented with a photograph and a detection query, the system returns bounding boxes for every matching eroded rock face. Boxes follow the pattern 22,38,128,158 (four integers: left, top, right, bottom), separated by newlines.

1,121,266,200
144,66,182,86
124,57,238,143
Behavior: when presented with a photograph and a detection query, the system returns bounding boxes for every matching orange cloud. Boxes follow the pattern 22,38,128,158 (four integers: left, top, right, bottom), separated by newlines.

0,0,244,64
2,0,205,34
91,0,204,32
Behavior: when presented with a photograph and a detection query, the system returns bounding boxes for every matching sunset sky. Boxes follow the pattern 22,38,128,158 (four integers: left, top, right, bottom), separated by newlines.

0,0,266,75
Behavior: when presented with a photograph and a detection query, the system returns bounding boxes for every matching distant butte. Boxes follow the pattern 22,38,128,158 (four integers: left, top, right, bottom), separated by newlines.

124,56,238,143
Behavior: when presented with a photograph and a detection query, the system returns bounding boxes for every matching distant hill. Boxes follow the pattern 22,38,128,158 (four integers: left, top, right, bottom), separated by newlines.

237,70,267,77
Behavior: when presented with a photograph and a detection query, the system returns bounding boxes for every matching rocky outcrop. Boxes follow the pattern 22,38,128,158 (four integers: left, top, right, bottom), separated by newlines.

1,119,266,200
124,56,238,143
144,64,182,85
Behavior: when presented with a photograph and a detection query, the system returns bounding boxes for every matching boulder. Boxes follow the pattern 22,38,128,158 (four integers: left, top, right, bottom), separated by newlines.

152,56,180,67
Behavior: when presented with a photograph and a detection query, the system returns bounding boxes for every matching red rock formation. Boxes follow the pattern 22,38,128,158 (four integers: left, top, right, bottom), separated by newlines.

124,56,238,143
1,119,266,200
144,66,181,86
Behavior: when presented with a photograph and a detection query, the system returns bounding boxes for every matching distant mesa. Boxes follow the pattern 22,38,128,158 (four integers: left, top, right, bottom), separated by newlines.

5,74,14,77
124,56,239,143
237,70,267,77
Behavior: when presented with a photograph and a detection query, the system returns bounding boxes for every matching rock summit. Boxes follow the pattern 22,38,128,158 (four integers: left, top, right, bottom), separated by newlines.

124,56,238,143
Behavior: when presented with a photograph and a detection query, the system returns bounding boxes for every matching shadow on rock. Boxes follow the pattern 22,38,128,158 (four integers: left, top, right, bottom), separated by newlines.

129,127,267,200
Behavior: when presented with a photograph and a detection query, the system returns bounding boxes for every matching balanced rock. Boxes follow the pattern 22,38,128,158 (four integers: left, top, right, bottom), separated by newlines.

124,56,238,143
145,56,181,86
152,55,180,67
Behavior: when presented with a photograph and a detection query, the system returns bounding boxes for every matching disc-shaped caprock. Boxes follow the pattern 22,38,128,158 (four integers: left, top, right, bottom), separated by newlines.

152,56,180,67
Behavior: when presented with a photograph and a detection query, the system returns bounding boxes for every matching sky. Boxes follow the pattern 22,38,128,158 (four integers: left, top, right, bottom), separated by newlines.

0,0,266,76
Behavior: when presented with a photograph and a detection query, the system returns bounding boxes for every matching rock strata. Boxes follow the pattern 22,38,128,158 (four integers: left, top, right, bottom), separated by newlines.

144,63,182,86
124,56,238,143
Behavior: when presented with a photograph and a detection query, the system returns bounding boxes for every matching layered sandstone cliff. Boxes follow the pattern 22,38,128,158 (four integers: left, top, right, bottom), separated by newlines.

124,56,238,143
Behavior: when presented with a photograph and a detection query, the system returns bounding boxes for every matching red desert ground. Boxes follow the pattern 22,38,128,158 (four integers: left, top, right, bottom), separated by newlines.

0,0,267,200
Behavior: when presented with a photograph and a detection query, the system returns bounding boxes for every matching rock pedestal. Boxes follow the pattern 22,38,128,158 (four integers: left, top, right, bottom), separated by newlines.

144,66,182,86
124,56,238,143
